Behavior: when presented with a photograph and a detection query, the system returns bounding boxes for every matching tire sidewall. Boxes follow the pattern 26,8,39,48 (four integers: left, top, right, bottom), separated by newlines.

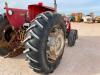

40,14,66,73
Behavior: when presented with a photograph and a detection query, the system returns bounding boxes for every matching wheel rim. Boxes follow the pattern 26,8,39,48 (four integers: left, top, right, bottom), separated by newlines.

47,25,65,63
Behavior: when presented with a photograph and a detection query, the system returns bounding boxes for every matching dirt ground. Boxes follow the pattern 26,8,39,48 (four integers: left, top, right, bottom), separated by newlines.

0,23,100,75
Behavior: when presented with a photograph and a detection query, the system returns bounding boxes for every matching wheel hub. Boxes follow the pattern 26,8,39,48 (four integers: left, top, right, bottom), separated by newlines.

47,26,64,63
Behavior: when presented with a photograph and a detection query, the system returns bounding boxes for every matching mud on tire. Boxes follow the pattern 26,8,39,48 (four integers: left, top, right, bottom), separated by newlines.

23,12,66,74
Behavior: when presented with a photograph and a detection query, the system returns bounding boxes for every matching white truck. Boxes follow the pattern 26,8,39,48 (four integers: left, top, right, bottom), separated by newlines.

82,15,95,23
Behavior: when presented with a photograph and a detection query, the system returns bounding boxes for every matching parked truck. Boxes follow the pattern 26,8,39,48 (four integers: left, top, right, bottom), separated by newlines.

95,16,100,23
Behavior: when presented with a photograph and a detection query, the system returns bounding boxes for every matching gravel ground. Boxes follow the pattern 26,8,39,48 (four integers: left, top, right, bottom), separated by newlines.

0,23,100,75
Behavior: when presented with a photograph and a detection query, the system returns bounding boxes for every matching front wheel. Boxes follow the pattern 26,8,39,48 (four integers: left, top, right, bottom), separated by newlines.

23,12,66,74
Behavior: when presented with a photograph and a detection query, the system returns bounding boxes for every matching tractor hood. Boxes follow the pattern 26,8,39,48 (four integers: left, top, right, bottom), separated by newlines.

5,7,27,29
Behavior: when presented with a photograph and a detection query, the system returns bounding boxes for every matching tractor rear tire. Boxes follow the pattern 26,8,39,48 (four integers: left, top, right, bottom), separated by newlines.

23,12,66,74
68,29,78,47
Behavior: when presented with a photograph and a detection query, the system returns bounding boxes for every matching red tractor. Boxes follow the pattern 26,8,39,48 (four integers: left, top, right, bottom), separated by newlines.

0,0,78,74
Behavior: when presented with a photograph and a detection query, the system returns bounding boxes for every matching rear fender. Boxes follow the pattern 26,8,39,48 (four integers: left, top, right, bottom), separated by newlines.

28,4,55,21
66,21,71,32
64,16,71,32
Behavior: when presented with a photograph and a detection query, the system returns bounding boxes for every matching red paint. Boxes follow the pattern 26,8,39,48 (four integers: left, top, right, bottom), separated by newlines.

38,2,43,6
28,4,55,21
5,3,70,32
64,16,71,32
66,21,71,32
5,7,27,29
5,3,55,29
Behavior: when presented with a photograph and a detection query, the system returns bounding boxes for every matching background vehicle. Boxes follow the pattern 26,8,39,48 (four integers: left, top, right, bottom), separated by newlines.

67,15,75,22
0,0,78,74
95,16,100,23
83,15,93,23
82,13,95,23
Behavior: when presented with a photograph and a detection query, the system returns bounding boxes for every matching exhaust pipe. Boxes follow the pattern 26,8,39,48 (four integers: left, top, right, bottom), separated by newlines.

54,0,57,12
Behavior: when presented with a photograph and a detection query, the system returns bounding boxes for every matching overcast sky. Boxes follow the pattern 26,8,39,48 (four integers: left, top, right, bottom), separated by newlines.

0,0,100,15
